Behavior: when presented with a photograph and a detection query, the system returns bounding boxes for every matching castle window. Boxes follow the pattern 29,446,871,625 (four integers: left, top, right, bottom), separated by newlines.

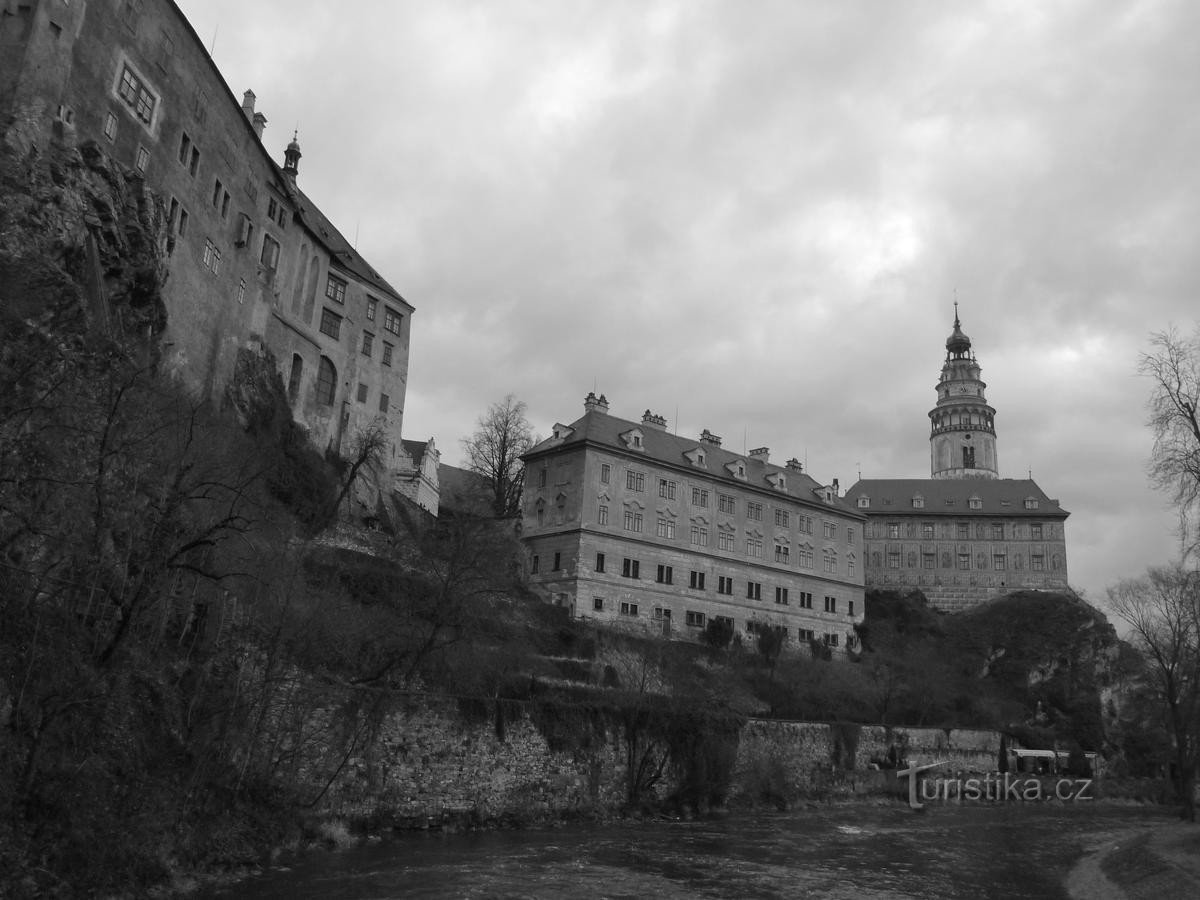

923,553,935,569
595,553,606,573
103,112,118,141
824,633,839,648
857,496,870,508
718,531,735,551
366,297,377,321
798,591,813,609
824,596,837,613
600,463,611,484
969,496,983,510
656,518,675,539
134,145,149,173
658,478,677,500
912,495,925,508
202,239,221,274
719,494,735,514
887,523,900,539
1024,498,1040,510
384,307,403,335
994,554,1007,570
379,393,389,414
361,332,374,357
178,208,189,236
382,342,394,367
1031,554,1045,571
746,538,763,558
236,279,245,304
887,552,901,569
692,487,709,508
746,581,762,600
717,576,733,595
957,522,969,539
774,544,789,564
316,357,336,405
799,628,815,642
287,354,303,402
685,610,705,627
626,470,645,492
622,558,640,579
117,63,156,125
774,509,790,527
620,602,639,617
593,597,604,611
655,565,673,585
922,523,935,539
823,521,836,539
991,523,1004,540
623,511,643,533
1031,523,1043,540
319,308,342,339
260,234,280,269
963,446,976,468
691,525,708,546
325,274,346,304
689,570,705,590
746,501,763,521
598,505,608,525
356,383,368,403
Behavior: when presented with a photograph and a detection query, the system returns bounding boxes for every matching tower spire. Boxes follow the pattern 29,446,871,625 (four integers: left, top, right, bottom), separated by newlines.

929,308,998,479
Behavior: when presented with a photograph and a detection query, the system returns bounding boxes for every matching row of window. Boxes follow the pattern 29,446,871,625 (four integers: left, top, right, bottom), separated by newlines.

861,495,1042,511
881,521,1051,541
285,353,390,412
596,598,844,646
882,550,1060,571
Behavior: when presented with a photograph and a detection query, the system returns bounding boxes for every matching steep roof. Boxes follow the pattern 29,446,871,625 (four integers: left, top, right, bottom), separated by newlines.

401,439,429,468
526,409,862,517
844,478,1069,518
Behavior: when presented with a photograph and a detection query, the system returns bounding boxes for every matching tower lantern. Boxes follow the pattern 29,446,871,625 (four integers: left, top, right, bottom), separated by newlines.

929,305,998,479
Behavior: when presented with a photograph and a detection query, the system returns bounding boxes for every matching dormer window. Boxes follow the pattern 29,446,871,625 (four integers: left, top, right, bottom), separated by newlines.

912,494,924,509
620,428,646,451
725,459,748,480
684,447,708,467
857,496,870,508
969,495,983,510
1024,497,1039,510
765,472,787,491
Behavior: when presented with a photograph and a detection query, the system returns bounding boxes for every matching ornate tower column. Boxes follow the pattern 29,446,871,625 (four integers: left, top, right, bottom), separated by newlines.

929,306,998,479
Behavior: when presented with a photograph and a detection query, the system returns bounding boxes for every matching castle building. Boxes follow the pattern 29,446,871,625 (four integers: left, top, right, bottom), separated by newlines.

1,0,426,504
521,395,866,651
846,311,1069,611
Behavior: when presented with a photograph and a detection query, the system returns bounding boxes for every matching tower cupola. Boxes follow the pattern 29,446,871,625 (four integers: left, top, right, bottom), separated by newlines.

929,305,998,480
283,131,302,179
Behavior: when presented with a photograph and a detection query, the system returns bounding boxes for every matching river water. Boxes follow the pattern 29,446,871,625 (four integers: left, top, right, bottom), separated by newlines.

206,804,1167,899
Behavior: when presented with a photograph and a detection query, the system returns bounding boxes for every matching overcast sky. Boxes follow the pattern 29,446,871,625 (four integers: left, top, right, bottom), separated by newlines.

176,0,1199,607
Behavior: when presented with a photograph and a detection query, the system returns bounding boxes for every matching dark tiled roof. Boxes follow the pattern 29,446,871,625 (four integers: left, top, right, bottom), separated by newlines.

844,478,1069,518
288,185,411,308
526,409,862,516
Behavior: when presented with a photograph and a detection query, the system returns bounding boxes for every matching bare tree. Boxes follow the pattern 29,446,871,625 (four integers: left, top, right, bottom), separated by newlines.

1141,327,1200,556
462,394,534,517
1108,564,1200,821
328,420,389,519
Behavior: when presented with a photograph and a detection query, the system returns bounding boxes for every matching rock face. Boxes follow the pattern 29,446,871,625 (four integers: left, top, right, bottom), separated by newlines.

0,138,167,344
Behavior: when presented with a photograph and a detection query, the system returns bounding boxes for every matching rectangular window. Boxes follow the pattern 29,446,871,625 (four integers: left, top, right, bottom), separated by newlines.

824,555,837,574
361,332,374,357
691,525,708,547
1031,554,1045,571
824,596,837,613
846,527,856,544
379,393,389,414
600,463,611,484
178,207,189,236
319,308,342,339
531,555,540,574
103,111,118,141
799,515,813,534
685,610,705,628
620,601,639,617
595,553,605,573
774,544,790,564
887,552,901,569
260,234,280,269
848,557,856,577
922,553,935,569
656,518,675,539
356,383,367,403
689,571,705,590
799,628,815,642
823,521,837,539
992,523,1004,540
798,548,814,568
236,278,245,304
774,509,790,527
849,599,855,617
798,591,813,609
957,553,971,570
117,63,156,124
623,511,643,533
553,552,561,571
325,274,346,304
719,494,735,514
746,581,762,601
212,178,224,208
202,238,221,274
824,633,839,648
593,597,604,612
658,478,677,500
775,587,789,605
365,297,378,321
1031,523,1043,540
717,576,733,595
888,523,901,539
267,197,278,220
656,565,673,585
178,132,191,165
718,531,735,551
922,523,935,539
993,554,1006,570
652,606,671,621
598,505,608,525
384,307,403,335
691,487,709,507
622,558,640,579
626,471,645,492
134,145,149,173
957,522,969,539
747,501,763,521
382,342,394,366
189,146,200,176
746,538,763,558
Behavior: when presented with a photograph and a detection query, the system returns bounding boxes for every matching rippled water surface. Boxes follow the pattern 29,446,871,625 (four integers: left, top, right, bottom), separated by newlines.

207,805,1167,899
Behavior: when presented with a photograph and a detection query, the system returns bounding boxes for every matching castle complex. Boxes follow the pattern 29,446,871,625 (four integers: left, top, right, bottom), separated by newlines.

846,310,1069,610
522,396,866,651
1,0,439,513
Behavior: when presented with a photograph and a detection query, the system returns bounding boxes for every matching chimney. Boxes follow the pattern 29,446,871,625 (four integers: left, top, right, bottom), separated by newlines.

749,447,770,464
641,410,667,431
699,429,722,447
785,458,804,473
241,89,256,121
252,111,267,139
584,392,609,415
832,478,840,496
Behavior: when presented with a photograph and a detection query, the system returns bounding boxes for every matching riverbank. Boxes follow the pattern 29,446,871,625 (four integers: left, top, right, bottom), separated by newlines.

1066,821,1200,899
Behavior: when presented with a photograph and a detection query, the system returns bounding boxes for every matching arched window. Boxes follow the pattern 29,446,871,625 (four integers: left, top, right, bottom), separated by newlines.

316,356,336,406
287,354,303,402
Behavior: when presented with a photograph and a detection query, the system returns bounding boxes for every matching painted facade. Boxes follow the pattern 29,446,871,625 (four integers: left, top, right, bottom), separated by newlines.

1,0,420,495
848,312,1069,611
521,395,866,652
